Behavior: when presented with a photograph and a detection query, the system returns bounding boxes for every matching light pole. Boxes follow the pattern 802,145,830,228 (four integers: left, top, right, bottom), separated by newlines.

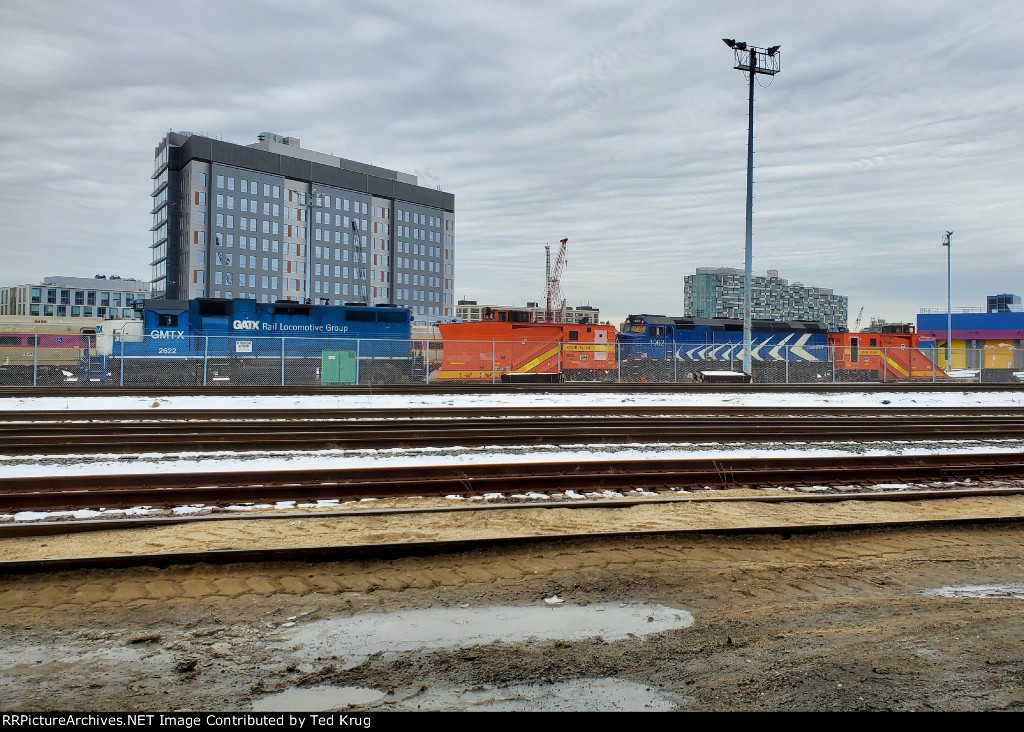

942,230,953,367
723,39,780,376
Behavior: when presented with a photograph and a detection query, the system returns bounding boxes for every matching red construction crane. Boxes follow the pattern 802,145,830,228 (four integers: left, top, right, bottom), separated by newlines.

545,238,568,323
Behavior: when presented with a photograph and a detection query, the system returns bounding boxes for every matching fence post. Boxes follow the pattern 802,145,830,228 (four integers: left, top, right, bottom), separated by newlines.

558,341,562,381
932,348,936,382
355,338,361,385
203,336,209,387
618,350,621,384
785,346,790,384
119,335,125,387
492,340,496,385
425,338,430,385
882,347,887,383
831,346,835,384
280,337,286,386
32,331,38,387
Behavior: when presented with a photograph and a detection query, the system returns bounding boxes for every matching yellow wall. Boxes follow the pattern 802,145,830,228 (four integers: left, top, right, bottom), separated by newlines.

936,339,1018,369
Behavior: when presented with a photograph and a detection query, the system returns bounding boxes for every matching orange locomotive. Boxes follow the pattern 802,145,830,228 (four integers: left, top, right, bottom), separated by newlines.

829,324,945,380
435,308,616,382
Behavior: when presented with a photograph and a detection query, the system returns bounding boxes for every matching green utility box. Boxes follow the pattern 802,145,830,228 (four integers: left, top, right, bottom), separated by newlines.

321,350,358,385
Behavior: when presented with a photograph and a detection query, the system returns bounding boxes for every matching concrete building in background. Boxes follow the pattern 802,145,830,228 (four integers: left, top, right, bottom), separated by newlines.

152,131,455,324
683,267,848,331
456,300,602,325
0,275,148,318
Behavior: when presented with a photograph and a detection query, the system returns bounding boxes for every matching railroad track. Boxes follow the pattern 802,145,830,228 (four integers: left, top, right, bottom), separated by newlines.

3,488,1024,574
3,452,1024,512
3,407,1024,454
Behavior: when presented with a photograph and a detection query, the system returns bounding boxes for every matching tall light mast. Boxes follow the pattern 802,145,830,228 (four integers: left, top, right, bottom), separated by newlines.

723,39,781,376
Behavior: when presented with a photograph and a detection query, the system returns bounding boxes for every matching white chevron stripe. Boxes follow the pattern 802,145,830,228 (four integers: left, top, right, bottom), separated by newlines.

750,337,770,362
790,334,819,361
769,334,794,360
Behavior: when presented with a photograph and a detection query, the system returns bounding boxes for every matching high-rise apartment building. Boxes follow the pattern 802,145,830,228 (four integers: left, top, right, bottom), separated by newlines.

683,267,848,331
152,131,455,323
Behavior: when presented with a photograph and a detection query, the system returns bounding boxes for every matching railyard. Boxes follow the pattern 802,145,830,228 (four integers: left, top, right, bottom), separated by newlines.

2,385,1024,711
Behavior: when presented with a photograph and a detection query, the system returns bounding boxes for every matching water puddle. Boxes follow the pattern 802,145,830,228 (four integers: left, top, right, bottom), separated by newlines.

279,602,694,668
921,583,1024,599
389,677,681,711
252,686,385,712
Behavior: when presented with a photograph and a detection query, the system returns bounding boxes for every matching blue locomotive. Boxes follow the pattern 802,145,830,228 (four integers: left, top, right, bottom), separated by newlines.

97,298,414,385
616,314,829,363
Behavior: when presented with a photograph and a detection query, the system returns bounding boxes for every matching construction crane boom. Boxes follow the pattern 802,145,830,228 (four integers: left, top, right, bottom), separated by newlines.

853,306,864,332
545,238,567,323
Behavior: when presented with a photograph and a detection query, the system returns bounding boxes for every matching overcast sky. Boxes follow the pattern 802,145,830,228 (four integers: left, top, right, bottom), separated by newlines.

1,0,1021,326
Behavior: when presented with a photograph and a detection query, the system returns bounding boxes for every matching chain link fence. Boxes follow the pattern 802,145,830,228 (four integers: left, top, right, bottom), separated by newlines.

1,336,1021,387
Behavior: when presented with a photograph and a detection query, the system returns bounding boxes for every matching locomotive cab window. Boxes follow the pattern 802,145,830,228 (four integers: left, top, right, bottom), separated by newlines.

870,338,877,347
568,331,579,341
158,314,179,327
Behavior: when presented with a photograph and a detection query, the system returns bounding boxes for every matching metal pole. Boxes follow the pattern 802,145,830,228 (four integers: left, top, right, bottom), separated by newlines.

785,345,789,384
742,53,755,376
355,338,361,385
119,335,125,387
32,329,38,386
280,337,286,386
883,347,887,383
203,336,208,387
944,232,952,369
425,338,430,385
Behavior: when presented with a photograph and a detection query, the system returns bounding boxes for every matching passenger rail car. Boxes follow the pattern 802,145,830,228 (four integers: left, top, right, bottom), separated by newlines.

435,308,617,382
98,298,415,385
0,331,93,383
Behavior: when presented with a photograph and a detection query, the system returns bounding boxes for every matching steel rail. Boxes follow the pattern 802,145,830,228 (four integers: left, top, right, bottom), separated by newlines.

2,418,1024,455
5,406,1024,424
3,453,1024,512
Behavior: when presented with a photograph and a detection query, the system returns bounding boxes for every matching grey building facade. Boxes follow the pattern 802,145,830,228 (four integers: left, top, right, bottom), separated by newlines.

456,300,602,325
683,267,848,331
0,276,148,318
152,132,455,323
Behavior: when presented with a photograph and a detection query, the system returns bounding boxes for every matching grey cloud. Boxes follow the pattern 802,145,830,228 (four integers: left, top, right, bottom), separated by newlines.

1,0,1022,326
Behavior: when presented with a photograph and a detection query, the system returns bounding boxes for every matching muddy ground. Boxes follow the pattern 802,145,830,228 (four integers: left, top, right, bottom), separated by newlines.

3,515,1024,712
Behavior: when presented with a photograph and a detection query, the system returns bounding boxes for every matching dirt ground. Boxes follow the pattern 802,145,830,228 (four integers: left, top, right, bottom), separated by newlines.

3,505,1024,711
